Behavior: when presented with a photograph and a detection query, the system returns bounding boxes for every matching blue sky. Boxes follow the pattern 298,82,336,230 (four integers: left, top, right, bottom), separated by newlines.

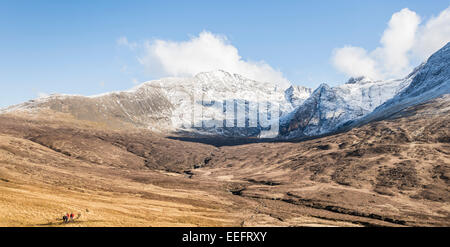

1,0,450,108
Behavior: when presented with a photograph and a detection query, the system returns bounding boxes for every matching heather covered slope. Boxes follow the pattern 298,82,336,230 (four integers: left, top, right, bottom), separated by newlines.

0,95,448,226
0,112,240,227
201,95,450,226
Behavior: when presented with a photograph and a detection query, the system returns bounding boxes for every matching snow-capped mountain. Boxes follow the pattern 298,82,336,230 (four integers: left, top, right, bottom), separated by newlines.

2,43,449,139
1,70,311,136
284,85,313,107
278,75,414,138
348,42,450,127
153,70,310,136
280,42,450,138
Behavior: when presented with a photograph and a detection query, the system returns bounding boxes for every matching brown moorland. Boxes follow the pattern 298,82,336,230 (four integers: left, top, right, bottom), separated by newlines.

0,95,449,227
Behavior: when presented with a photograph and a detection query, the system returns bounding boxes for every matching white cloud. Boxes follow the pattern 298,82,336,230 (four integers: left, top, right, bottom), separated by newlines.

332,7,450,80
117,36,137,49
375,8,420,78
124,31,289,86
332,46,380,79
414,7,450,59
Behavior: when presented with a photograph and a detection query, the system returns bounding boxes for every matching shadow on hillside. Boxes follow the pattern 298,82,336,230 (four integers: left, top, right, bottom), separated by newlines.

166,128,343,147
166,136,278,147
166,135,329,147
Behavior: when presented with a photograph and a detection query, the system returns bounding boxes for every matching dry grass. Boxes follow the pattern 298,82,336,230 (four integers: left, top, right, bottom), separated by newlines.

0,181,234,227
0,96,449,227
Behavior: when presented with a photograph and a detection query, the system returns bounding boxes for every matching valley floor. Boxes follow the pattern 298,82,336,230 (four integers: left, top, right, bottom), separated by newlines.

0,96,449,227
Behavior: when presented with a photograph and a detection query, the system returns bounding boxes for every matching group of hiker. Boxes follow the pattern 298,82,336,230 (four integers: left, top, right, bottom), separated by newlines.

62,212,75,223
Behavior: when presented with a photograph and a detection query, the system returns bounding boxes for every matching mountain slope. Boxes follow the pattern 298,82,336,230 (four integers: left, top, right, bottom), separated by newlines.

2,44,449,139
1,70,311,136
281,42,450,138
279,75,413,138
0,69,412,139
0,92,448,226
350,42,450,127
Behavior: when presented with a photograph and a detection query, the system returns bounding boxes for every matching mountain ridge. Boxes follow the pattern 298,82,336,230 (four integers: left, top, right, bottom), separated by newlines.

344,42,450,129
2,43,450,139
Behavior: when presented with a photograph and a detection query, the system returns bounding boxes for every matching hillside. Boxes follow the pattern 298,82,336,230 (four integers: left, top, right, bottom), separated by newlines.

0,94,448,226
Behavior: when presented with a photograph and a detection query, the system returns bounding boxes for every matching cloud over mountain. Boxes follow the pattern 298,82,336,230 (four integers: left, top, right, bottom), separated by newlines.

119,31,290,86
332,7,450,80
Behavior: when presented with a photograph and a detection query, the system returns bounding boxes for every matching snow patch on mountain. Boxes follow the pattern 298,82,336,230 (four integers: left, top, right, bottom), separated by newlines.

279,73,415,138
352,42,450,126
2,43,449,139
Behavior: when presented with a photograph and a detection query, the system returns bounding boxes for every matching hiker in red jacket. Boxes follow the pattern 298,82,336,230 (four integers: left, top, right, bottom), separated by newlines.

70,213,74,221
